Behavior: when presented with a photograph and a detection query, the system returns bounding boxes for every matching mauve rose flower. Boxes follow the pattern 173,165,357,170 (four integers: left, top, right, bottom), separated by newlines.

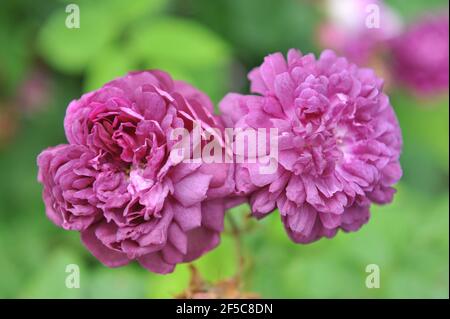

220,49,402,243
389,14,449,94
37,70,234,273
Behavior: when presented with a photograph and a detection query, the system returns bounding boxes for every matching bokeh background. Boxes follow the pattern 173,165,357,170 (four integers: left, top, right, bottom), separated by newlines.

0,0,448,298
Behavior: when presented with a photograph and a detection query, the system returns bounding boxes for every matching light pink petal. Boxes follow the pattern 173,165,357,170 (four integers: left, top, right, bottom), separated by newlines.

183,227,220,262
173,201,202,232
168,222,188,255
259,52,288,93
201,199,225,232
138,252,175,274
173,172,212,207
81,225,130,268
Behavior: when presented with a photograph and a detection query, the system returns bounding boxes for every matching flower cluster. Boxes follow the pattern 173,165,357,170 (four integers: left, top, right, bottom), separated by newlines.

37,50,402,273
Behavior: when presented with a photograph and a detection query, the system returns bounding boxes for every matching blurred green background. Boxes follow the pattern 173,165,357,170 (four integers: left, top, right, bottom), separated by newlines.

0,0,448,298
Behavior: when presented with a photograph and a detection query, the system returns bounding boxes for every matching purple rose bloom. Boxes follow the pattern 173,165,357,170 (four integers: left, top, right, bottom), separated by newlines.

38,71,234,273
390,14,449,94
220,49,402,243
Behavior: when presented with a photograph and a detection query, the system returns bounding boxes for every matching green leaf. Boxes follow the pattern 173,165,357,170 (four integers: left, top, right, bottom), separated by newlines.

20,250,87,298
386,0,449,21
126,17,232,102
37,0,166,73
37,3,118,73
128,17,230,70
86,266,148,298
392,92,449,177
84,45,136,92
99,0,167,27
147,264,190,298
193,233,237,282
185,0,320,61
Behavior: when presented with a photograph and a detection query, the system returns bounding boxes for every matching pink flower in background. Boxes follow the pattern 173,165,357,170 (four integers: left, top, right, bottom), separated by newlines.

389,14,449,94
318,0,402,66
17,66,52,114
37,71,234,273
220,49,402,243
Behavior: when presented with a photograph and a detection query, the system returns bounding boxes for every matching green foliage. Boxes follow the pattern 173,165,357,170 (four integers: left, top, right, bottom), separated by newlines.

182,0,320,64
147,264,191,298
20,250,86,298
37,0,232,104
86,266,148,298
128,18,230,70
0,0,448,299
126,17,232,104
193,233,237,282
392,91,449,193
386,0,449,21
84,44,136,91
37,0,166,73
246,185,449,298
